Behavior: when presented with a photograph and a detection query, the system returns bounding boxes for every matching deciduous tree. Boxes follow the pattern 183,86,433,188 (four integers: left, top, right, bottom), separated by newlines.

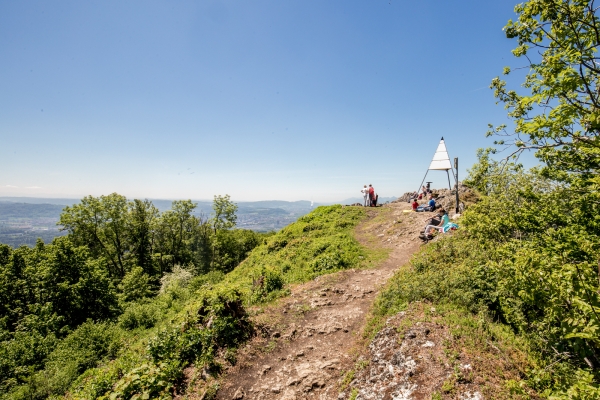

491,0,600,184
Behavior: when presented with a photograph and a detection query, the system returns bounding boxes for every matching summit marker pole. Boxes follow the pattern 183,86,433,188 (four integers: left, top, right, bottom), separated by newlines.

454,157,459,214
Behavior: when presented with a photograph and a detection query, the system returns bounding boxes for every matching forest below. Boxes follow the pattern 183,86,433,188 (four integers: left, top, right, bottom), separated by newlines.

0,193,370,399
0,198,319,248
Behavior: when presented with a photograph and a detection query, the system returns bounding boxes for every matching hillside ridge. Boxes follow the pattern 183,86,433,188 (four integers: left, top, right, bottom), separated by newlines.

209,201,431,399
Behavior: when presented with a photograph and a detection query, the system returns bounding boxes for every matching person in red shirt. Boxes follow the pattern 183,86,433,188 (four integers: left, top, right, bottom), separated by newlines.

412,198,418,211
368,184,375,206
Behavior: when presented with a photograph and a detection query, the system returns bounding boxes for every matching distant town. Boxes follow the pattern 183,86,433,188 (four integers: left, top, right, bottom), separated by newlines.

0,198,316,247
0,196,398,248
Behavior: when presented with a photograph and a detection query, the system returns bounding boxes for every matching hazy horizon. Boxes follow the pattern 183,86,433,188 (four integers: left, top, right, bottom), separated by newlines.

0,194,398,205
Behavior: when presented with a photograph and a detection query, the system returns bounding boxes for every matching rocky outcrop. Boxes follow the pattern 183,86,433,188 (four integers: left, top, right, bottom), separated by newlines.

393,183,477,212
340,312,482,400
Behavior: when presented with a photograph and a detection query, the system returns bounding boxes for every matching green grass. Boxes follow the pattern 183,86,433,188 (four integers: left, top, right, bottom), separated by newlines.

53,205,374,399
225,204,368,291
363,226,600,399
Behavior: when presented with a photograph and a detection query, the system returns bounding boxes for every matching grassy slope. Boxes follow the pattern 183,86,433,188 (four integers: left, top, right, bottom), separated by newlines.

335,231,543,399
357,226,596,399
57,205,374,399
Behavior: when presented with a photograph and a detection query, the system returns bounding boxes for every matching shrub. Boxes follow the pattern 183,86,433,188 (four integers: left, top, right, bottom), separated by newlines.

110,362,176,400
311,253,344,272
250,267,285,303
159,265,193,294
118,266,153,303
0,330,57,395
104,285,251,399
4,321,121,399
118,302,162,330
188,270,225,292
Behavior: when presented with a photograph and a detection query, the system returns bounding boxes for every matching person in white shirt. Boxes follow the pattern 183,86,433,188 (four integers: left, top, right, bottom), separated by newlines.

361,185,370,206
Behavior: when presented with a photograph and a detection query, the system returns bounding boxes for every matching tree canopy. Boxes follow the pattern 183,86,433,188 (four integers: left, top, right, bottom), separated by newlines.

491,0,600,184
0,194,268,398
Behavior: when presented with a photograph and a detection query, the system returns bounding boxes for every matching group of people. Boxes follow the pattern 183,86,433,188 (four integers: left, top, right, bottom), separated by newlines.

419,186,432,200
409,183,433,201
411,183,436,212
361,184,378,207
409,183,459,241
412,195,436,212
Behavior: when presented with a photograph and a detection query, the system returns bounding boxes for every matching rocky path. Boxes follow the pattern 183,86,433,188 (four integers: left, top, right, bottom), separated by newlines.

215,202,433,400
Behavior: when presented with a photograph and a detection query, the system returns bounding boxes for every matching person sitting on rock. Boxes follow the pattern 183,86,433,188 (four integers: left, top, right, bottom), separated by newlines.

426,195,436,211
422,209,450,235
412,198,418,211
408,191,418,203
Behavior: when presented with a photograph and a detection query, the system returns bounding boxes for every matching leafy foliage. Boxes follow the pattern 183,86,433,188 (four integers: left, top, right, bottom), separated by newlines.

481,3,600,395
59,204,367,399
0,194,270,399
118,302,163,330
490,0,600,184
376,153,600,398
211,194,238,233
118,266,153,303
0,238,119,335
3,321,122,400
0,202,368,399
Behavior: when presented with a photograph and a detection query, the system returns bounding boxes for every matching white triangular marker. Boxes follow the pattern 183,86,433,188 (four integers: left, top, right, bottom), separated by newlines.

428,138,452,170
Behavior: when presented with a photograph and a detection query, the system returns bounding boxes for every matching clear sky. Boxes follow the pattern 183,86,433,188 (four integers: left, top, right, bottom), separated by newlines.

1,0,526,202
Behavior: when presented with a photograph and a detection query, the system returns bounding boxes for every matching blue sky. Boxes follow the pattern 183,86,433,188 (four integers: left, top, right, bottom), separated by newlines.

1,0,526,202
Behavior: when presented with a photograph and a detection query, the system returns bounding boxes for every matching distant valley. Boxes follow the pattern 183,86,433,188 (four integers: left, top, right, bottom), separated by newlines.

0,197,331,247
0,202,69,247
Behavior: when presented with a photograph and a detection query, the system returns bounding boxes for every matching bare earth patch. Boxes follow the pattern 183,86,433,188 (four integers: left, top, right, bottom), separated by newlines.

345,302,539,400
208,202,435,400
192,200,536,400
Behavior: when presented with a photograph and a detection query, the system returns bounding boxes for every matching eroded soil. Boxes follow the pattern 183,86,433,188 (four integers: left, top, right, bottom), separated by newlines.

212,201,435,400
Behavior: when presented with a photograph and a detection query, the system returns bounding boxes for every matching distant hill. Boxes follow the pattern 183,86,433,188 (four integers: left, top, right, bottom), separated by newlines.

0,197,79,206
0,195,403,247
0,197,326,246
0,202,66,218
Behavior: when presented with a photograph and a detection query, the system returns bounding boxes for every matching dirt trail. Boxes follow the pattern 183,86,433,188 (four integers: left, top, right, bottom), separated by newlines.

215,202,434,400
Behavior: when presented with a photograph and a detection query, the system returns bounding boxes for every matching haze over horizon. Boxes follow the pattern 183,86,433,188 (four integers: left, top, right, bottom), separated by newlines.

1,0,526,202
0,195,396,206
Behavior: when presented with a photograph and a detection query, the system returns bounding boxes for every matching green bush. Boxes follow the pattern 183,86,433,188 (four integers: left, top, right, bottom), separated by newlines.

118,302,163,330
376,234,499,317
109,362,176,400
118,266,153,303
0,330,58,395
312,252,345,272
250,267,285,303
375,155,600,397
3,321,121,399
188,270,225,292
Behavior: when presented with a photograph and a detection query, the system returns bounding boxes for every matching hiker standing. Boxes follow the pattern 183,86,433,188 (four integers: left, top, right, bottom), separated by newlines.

368,184,375,207
361,185,370,207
